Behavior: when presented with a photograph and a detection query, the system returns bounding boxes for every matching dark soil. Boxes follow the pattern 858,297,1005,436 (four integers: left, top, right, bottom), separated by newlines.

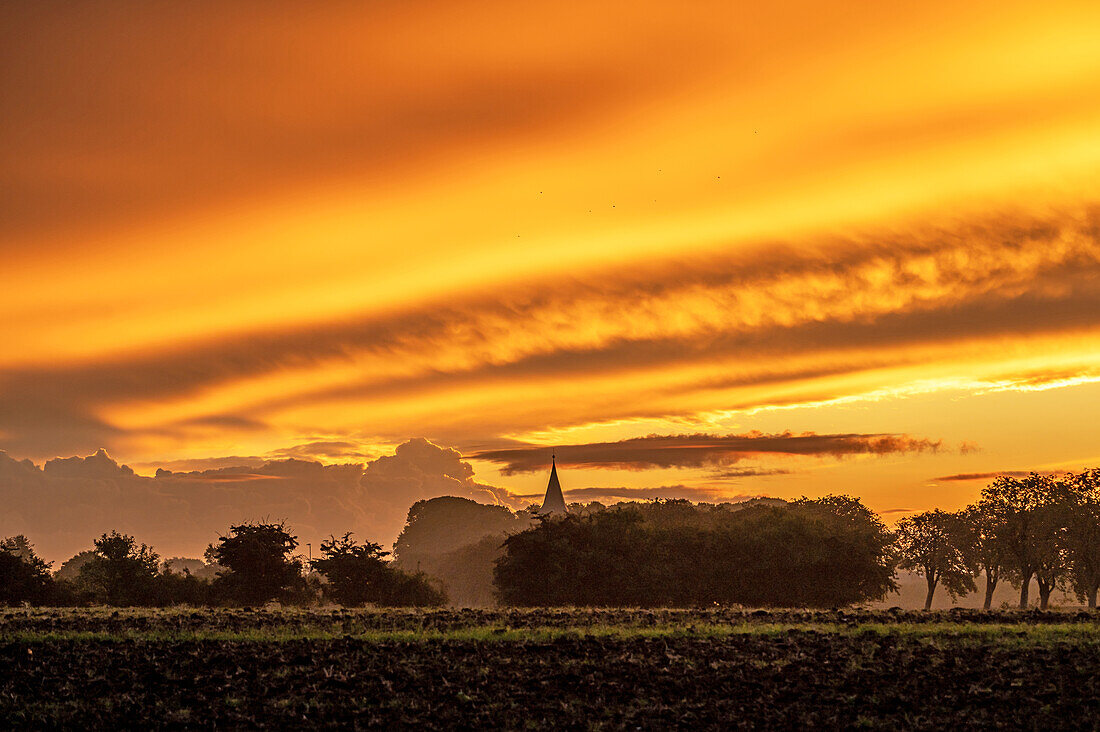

4,625,1100,729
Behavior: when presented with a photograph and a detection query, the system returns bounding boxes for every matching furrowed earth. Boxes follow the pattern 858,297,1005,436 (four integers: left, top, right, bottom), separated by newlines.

4,608,1100,729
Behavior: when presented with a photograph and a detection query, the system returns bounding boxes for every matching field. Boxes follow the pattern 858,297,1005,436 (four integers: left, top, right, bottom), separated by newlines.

5,607,1100,729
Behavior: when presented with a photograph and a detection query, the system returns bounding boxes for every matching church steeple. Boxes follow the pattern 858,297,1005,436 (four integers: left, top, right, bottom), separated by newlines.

539,453,567,514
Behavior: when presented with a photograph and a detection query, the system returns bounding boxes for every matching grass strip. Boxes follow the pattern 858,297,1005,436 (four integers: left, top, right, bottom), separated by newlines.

7,622,1100,644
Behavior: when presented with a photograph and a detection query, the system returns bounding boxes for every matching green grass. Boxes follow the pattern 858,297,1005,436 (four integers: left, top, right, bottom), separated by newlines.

8,621,1100,645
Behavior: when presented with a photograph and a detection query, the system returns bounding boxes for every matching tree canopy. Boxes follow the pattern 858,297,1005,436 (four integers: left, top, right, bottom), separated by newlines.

312,533,446,607
207,521,305,605
494,496,897,607
895,510,975,610
76,531,160,606
0,535,54,606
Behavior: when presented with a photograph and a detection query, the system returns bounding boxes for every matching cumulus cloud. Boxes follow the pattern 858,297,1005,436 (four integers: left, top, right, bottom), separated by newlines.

358,438,524,543
0,439,521,565
474,431,942,474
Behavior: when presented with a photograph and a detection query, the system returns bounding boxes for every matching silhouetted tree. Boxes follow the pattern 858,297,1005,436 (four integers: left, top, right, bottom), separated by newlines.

77,531,160,606
0,535,54,605
311,533,391,606
979,473,1079,609
155,565,213,606
895,510,975,610
393,497,529,565
391,496,534,606
419,534,507,607
55,550,96,582
378,569,447,607
1062,469,1100,608
161,557,219,580
207,521,304,605
787,496,898,605
1033,499,1073,610
959,503,1006,610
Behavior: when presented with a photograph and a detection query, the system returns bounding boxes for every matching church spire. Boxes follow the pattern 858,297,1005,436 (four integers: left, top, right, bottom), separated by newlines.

539,453,567,514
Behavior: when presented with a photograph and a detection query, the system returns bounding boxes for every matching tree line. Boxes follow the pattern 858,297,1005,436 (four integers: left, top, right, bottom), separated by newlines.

0,522,444,607
895,469,1100,610
492,470,1100,609
6,470,1100,609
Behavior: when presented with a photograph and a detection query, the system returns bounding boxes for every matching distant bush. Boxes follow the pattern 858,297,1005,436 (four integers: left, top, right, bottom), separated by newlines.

312,533,445,607
376,568,447,607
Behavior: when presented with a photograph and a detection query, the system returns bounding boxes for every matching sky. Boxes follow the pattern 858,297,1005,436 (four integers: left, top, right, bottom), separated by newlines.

4,1,1100,561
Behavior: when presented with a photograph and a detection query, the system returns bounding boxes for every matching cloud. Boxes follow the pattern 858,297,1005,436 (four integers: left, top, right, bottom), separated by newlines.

357,438,525,543
932,470,1071,482
708,467,792,479
3,201,1100,461
0,2,730,243
559,485,761,502
0,193,1096,470
130,456,270,474
265,440,375,462
42,448,135,479
0,439,522,565
473,431,941,474
170,414,269,432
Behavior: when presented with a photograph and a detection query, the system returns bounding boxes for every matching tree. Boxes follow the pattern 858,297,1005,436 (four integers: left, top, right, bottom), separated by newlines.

392,497,528,565
894,511,975,610
161,557,219,580
958,503,1006,610
77,531,160,606
0,535,54,605
978,474,1074,609
55,550,97,582
207,521,304,605
416,534,507,607
1062,469,1100,608
1032,497,1073,610
787,496,898,606
377,568,447,607
155,565,213,606
311,533,392,606
391,497,532,607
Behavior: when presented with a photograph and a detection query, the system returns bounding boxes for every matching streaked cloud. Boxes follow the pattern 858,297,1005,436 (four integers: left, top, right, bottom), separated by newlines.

560,486,760,503
2,204,1099,460
474,432,941,475
932,470,1071,482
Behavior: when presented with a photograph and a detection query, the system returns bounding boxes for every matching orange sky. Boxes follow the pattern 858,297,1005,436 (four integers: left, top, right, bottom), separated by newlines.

4,0,1100,555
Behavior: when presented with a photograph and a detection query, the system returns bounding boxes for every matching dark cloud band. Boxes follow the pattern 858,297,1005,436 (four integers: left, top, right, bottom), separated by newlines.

473,431,941,474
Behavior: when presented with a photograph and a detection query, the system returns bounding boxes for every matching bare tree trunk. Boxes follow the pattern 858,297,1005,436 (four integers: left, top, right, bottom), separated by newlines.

1089,586,1097,610
983,569,997,611
924,575,937,611
1038,583,1052,610
1019,572,1032,609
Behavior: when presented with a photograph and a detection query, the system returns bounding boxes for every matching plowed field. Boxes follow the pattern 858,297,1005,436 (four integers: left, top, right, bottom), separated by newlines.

4,608,1099,729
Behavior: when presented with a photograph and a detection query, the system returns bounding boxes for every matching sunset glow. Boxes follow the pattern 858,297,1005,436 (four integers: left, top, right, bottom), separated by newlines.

4,0,1100,561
